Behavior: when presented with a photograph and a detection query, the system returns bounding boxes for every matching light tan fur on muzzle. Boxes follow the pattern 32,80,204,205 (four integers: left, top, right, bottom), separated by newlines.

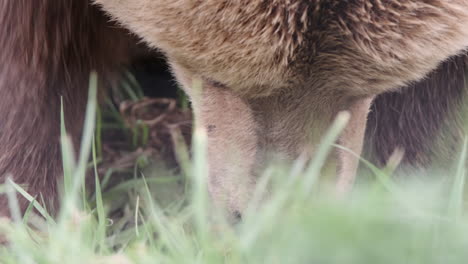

95,0,468,217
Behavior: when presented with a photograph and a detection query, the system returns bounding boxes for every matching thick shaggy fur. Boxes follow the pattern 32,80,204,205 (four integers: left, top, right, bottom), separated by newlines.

0,1,135,214
367,54,468,167
96,1,468,97
95,0,468,216
1,0,468,217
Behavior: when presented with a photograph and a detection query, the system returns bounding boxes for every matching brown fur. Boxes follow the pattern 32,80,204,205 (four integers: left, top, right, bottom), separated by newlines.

0,1,135,214
366,54,468,167
95,0,468,216
1,1,468,218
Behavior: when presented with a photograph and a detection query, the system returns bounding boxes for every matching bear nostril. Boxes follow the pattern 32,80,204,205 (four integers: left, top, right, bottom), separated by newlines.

233,211,242,222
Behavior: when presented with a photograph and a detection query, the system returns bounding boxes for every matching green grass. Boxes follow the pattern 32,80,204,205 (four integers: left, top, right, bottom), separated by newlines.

1,74,468,263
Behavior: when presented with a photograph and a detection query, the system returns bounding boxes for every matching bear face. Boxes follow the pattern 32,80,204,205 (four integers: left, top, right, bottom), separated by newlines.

94,0,468,217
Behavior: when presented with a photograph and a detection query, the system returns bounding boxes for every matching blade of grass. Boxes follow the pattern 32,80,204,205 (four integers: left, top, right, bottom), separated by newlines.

93,135,107,252
135,195,140,238
8,179,54,224
22,198,36,225
60,97,76,195
301,111,350,195
448,137,467,220
96,104,103,159
59,71,98,223
140,175,180,255
191,126,209,241
6,177,22,223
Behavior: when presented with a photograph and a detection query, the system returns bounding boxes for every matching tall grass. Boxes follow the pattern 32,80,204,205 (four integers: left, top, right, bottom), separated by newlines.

0,75,468,264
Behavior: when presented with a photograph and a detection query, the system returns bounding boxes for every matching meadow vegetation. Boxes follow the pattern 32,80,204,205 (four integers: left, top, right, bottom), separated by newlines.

1,73,468,264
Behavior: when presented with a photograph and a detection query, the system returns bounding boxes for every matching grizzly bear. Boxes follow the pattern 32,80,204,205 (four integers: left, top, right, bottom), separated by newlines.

1,0,468,218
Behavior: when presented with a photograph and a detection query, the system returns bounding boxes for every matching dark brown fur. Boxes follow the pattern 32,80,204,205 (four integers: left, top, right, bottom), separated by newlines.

0,1,135,214
367,54,468,167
